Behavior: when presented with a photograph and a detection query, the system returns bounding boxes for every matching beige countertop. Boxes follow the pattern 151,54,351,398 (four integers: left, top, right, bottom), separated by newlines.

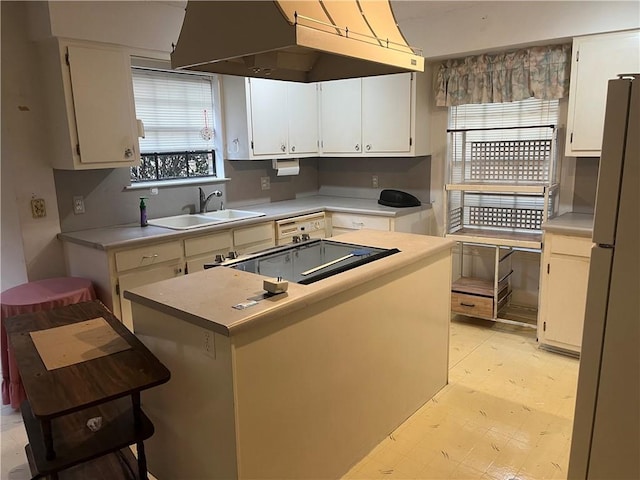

58,195,430,250
543,212,594,237
124,230,454,337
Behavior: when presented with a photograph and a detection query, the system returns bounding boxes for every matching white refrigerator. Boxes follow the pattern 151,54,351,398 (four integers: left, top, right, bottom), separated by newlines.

568,75,639,479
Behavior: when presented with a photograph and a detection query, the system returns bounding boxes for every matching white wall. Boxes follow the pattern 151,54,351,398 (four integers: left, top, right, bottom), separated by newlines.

1,1,65,287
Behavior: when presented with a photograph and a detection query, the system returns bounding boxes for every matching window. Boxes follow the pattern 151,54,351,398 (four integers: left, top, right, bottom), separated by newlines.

130,68,219,183
449,98,559,135
448,98,560,184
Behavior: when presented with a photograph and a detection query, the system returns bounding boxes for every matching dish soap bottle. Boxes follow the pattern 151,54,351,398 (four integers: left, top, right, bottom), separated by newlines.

139,197,148,227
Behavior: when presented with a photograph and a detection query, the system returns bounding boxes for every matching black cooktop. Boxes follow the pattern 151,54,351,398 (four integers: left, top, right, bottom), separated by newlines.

224,239,399,285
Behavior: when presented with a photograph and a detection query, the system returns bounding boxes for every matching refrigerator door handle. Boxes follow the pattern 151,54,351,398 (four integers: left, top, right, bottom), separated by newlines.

591,79,632,245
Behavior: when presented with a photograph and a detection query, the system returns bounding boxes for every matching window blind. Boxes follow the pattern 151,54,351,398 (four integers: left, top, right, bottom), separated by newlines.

447,98,559,185
449,98,559,141
132,68,216,153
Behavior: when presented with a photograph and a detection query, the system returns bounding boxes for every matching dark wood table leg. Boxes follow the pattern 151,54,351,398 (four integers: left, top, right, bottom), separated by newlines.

41,419,55,461
132,392,141,427
136,441,148,480
131,392,148,479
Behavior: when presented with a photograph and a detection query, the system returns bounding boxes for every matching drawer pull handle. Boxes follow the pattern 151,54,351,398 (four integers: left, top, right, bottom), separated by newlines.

142,254,159,259
460,302,475,307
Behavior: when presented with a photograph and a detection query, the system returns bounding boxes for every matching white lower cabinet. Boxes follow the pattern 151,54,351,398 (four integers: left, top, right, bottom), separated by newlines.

118,261,183,331
232,221,276,255
538,233,593,354
184,230,233,273
329,210,431,236
63,239,185,331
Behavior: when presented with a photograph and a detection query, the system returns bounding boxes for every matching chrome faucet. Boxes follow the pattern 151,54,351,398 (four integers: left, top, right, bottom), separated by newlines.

198,187,223,213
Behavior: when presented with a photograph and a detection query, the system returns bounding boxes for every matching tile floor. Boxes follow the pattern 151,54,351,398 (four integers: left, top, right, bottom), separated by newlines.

0,315,579,479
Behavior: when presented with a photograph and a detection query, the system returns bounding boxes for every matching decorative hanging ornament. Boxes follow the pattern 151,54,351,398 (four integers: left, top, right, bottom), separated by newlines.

200,109,214,141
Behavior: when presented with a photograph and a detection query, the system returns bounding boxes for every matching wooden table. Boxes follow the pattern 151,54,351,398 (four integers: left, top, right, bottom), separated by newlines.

1,277,96,409
5,301,170,480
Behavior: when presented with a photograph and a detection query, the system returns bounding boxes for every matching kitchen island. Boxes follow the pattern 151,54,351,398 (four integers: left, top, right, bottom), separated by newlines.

125,230,454,479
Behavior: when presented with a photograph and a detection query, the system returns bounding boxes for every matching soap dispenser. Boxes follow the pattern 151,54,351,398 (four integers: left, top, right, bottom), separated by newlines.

139,197,148,227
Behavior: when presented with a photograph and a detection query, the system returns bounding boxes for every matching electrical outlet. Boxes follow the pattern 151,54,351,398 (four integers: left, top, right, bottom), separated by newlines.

73,196,85,215
372,175,379,188
261,176,270,191
31,198,46,218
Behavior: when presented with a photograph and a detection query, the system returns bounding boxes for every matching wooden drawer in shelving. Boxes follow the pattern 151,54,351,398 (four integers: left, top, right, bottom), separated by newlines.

451,276,511,320
451,292,493,318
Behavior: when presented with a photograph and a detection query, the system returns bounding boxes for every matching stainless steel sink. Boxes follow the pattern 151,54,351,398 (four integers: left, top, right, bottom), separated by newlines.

147,210,265,230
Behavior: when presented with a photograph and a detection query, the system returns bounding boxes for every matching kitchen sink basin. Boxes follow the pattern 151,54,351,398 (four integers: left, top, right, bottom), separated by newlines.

147,210,265,230
200,209,265,221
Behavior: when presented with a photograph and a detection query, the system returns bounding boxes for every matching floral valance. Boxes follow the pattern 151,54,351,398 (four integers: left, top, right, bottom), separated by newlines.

435,44,572,107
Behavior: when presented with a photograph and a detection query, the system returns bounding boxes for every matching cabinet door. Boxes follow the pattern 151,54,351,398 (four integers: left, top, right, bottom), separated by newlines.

287,82,319,155
362,73,412,153
542,254,590,351
248,78,289,156
67,44,139,165
566,30,640,157
320,78,362,154
118,261,184,331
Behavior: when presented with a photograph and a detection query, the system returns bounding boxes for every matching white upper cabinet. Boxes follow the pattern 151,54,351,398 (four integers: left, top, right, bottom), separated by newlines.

362,74,412,154
40,38,141,169
319,78,362,154
319,72,430,157
566,29,640,157
287,82,320,156
248,79,289,156
223,71,431,160
223,76,319,160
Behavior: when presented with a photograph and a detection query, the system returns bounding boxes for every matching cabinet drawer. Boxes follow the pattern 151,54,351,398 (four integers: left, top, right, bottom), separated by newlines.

233,222,275,247
184,231,232,257
549,235,593,257
330,213,390,231
115,241,183,272
451,292,493,319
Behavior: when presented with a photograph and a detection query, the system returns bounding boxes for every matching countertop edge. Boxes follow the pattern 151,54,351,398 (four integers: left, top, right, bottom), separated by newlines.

58,197,432,251
124,232,455,337
225,239,455,335
542,213,594,238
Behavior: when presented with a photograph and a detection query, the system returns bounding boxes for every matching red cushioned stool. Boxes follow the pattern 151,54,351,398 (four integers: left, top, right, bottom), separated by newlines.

1,277,96,408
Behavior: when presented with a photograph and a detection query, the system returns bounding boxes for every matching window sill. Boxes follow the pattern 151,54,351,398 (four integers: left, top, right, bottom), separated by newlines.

124,177,231,191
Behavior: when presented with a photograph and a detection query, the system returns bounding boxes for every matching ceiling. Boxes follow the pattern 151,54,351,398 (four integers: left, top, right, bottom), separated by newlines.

389,1,640,61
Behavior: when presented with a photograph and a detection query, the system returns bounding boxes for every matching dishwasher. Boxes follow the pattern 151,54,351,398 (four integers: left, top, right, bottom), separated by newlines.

276,213,326,245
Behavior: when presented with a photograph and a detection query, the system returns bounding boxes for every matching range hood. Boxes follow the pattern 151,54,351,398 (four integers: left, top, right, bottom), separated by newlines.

170,1,424,82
